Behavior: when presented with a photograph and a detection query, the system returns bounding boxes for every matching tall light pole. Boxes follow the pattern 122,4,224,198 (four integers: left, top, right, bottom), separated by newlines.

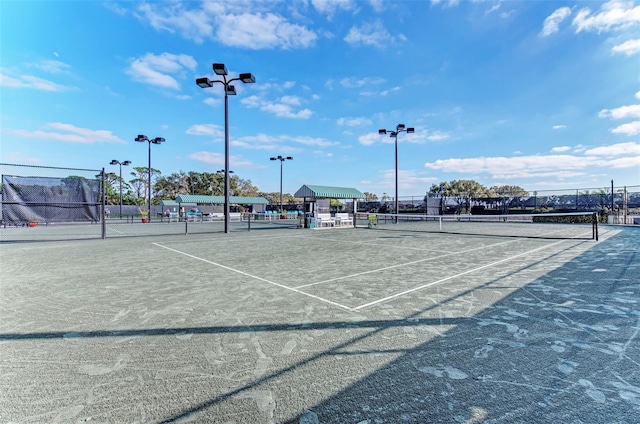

270,156,293,215
109,159,131,219
215,169,234,196
196,63,255,233
134,135,165,221
379,124,414,220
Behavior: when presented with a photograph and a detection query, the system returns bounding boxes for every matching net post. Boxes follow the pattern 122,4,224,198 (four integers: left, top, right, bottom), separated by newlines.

248,212,251,232
592,212,598,241
185,218,188,235
101,168,106,239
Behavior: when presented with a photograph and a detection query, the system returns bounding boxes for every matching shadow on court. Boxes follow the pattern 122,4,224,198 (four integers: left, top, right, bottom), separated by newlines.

0,228,637,423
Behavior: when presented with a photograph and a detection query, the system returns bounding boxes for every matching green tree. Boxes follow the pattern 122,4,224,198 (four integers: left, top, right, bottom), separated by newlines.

449,179,488,213
363,192,378,201
130,166,161,204
489,184,529,213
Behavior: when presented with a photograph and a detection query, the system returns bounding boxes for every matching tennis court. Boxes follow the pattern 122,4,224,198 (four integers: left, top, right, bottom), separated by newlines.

1,223,638,423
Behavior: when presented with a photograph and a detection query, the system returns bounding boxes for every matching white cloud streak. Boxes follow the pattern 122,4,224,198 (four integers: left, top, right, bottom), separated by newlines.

11,123,126,144
540,7,572,36
612,38,640,55
424,142,640,179
599,104,640,119
344,20,404,48
573,0,640,33
126,52,196,90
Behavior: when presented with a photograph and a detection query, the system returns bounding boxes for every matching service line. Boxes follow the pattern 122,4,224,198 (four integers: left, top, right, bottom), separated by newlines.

153,242,354,311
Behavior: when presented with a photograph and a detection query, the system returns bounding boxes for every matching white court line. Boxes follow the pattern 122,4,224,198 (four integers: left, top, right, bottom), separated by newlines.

352,239,571,310
295,238,528,289
152,242,354,311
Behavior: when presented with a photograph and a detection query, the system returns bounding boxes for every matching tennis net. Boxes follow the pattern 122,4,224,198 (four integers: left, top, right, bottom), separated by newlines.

355,211,598,240
243,212,303,231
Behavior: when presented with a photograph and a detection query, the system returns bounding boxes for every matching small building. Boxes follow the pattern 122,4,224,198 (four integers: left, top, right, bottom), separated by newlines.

172,195,269,213
294,184,365,216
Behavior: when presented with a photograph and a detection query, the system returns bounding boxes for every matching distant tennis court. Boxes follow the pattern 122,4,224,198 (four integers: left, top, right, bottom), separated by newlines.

1,223,638,423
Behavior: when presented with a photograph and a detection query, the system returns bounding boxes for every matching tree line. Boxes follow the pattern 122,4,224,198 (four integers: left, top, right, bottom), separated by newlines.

104,167,297,206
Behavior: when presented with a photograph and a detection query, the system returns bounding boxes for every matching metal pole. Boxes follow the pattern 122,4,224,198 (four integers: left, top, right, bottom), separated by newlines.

611,179,614,217
280,159,283,214
224,89,230,234
148,141,152,221
119,163,123,219
102,168,106,239
395,133,398,223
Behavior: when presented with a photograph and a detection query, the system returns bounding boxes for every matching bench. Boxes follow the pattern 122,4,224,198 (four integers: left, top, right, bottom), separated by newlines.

315,213,335,228
206,213,223,221
335,213,352,227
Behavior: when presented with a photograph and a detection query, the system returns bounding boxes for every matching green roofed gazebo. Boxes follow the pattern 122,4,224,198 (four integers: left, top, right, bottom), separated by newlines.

174,195,268,205
294,185,365,199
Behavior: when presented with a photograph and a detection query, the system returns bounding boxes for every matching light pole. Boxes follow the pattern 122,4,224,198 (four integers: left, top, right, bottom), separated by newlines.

270,156,293,215
215,169,234,196
134,135,165,221
196,63,255,233
109,159,131,219
379,124,414,220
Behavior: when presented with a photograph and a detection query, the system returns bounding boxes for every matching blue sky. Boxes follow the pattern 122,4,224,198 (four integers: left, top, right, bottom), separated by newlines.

1,0,639,199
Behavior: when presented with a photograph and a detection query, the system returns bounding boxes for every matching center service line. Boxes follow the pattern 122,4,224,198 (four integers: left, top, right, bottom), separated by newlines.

153,243,354,311
353,239,570,310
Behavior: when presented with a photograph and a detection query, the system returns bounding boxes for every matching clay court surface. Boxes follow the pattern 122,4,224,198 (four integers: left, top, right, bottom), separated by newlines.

1,224,639,423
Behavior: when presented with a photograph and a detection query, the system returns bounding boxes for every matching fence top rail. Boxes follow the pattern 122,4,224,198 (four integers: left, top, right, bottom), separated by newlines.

0,163,101,173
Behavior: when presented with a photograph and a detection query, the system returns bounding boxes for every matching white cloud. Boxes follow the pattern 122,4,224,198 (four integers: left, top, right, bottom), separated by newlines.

189,151,256,168
598,104,640,119
344,20,404,48
358,132,381,146
572,0,640,33
540,7,572,36
216,13,318,49
337,117,373,127
636,91,640,100
552,125,567,130
424,142,640,179
0,73,68,91
611,121,640,136
340,76,386,88
431,0,460,8
11,123,126,144
584,142,640,156
136,2,215,44
126,52,196,90
612,38,640,55
185,124,224,137
135,2,318,50
551,146,571,152
33,60,72,74
241,95,313,119
311,0,357,18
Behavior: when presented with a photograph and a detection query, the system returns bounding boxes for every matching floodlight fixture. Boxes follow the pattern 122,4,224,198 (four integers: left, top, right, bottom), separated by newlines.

135,134,165,221
212,63,228,75
270,155,293,215
378,123,416,222
196,77,213,88
195,62,256,233
109,159,132,218
239,73,256,84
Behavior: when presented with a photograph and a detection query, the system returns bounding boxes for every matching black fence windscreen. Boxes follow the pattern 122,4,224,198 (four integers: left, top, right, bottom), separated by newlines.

2,175,101,225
